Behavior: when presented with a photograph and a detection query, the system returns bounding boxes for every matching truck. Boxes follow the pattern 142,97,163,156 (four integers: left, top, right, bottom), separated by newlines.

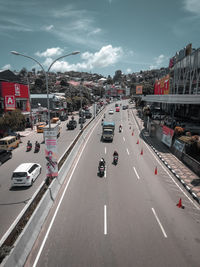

102,121,115,142
43,123,61,139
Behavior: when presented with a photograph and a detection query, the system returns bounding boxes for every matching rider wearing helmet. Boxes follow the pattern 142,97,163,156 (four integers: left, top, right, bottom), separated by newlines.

113,150,119,157
99,158,105,168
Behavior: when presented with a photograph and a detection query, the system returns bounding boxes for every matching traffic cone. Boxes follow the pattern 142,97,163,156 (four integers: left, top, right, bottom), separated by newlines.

176,198,184,209
136,139,139,144
140,148,143,155
155,166,157,175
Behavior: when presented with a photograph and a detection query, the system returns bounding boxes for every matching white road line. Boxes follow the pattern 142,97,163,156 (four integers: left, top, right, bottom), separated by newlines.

33,114,102,267
133,167,140,180
123,137,125,142
105,147,107,154
131,111,200,211
104,168,107,178
126,148,130,155
104,205,107,235
152,208,167,238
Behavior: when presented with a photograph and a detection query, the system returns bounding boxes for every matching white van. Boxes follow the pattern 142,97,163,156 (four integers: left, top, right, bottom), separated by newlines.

11,163,41,187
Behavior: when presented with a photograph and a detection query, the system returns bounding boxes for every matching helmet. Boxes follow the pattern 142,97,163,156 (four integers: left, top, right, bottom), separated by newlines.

100,159,104,162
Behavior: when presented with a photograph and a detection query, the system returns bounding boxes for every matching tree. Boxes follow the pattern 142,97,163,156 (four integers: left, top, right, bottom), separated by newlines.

2,110,26,131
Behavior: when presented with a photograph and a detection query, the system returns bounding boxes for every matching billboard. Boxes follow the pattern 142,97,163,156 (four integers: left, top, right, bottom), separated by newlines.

5,95,16,110
1,82,29,98
136,85,143,94
154,75,170,95
162,126,174,147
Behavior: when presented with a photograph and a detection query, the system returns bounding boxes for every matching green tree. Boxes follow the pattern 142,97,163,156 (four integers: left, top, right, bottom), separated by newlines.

3,110,26,131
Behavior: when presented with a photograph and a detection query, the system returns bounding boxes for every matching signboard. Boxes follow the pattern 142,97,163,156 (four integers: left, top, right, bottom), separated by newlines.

162,125,174,147
45,132,58,179
173,139,185,153
5,95,15,110
154,75,170,95
136,85,143,94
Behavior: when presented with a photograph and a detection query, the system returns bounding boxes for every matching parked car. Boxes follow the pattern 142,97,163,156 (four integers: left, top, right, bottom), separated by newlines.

67,120,77,130
116,107,120,112
11,163,42,187
109,109,114,114
122,105,127,110
0,149,12,165
79,117,86,124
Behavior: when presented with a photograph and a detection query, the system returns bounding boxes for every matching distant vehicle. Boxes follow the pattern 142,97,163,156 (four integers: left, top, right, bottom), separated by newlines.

79,117,86,124
109,109,114,114
0,136,20,150
102,121,115,142
11,163,42,187
122,105,127,110
51,117,60,123
67,120,77,130
85,110,92,119
116,107,120,112
36,122,46,133
0,149,12,165
115,103,119,107
60,114,68,121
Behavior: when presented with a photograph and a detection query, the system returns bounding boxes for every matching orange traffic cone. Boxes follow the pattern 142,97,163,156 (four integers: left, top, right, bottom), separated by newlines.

136,139,139,144
140,148,143,155
176,198,184,209
155,166,157,175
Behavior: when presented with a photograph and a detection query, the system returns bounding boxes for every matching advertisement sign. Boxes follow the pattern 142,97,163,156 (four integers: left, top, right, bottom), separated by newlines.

5,95,15,110
1,82,29,98
154,75,170,95
162,125,174,147
45,134,58,178
136,85,143,94
173,139,185,153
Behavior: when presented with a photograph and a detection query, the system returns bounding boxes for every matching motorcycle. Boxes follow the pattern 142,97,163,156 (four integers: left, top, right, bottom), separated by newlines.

26,143,32,152
34,144,40,153
119,127,122,133
99,165,105,177
113,155,118,165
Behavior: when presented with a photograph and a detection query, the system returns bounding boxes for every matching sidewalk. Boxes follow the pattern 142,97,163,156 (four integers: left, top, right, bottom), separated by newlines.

131,107,200,204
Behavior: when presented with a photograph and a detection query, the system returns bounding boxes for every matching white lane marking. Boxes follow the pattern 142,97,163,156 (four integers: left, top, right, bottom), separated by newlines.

126,148,130,155
33,114,102,267
105,147,107,154
123,137,125,142
104,205,107,235
104,168,107,178
133,167,140,180
152,208,167,238
131,112,200,210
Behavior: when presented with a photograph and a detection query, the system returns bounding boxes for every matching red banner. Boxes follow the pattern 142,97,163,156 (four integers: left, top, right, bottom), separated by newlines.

1,82,29,98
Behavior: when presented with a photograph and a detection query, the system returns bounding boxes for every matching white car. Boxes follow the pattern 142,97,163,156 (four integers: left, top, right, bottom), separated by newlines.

11,163,42,187
109,109,114,114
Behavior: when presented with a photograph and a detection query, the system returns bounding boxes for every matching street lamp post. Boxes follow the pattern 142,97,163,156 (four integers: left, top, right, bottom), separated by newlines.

11,50,80,129
80,78,84,130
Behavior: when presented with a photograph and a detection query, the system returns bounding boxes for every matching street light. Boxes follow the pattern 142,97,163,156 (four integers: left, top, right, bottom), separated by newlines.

80,78,84,130
11,50,80,129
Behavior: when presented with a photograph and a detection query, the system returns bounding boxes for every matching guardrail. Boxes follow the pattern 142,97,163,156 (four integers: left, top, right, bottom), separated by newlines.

0,107,105,266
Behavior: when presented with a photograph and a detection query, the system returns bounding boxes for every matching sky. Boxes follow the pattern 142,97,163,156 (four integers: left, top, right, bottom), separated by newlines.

0,0,200,77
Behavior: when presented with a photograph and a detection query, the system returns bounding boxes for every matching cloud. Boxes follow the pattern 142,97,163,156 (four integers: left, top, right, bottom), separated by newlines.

149,54,168,70
126,68,132,74
35,47,64,57
183,0,200,15
43,45,123,72
44,25,54,31
1,64,11,70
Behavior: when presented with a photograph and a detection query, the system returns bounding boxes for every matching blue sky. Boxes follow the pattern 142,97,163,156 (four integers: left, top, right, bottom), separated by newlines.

1,0,200,77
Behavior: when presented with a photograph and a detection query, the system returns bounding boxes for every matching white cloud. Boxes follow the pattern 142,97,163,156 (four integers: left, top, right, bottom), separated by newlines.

149,54,167,70
43,45,123,72
1,64,11,70
126,68,132,74
44,25,54,31
35,47,64,57
183,0,200,15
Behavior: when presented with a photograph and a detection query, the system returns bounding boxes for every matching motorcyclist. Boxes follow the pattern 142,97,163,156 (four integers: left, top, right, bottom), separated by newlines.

27,140,32,147
99,158,105,169
35,141,40,149
104,113,106,118
113,150,119,157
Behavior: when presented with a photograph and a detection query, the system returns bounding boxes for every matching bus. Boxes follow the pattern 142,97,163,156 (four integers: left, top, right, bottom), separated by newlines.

0,136,20,150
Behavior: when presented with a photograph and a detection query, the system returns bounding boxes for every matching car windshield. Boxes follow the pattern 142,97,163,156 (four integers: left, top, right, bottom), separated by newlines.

13,172,27,178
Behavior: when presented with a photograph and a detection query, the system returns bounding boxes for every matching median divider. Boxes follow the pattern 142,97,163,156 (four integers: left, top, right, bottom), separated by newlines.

1,107,105,267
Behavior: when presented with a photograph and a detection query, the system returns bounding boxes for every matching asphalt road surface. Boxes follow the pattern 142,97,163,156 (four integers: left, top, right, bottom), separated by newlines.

0,110,94,241
25,102,200,267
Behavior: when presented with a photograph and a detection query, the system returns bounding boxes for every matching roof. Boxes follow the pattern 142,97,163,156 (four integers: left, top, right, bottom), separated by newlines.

13,163,35,173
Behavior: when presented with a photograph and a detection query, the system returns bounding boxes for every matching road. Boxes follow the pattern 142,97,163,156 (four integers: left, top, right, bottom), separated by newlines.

25,102,200,267
0,108,95,241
